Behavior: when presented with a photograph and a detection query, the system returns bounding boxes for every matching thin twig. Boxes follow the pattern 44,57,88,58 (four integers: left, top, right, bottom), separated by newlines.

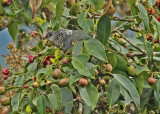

117,31,146,54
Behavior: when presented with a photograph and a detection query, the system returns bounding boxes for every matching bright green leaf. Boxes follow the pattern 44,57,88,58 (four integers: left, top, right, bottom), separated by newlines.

72,55,95,79
56,0,65,22
114,74,140,108
107,78,120,107
37,96,46,114
97,15,111,45
138,3,149,32
84,39,106,61
79,83,99,110
8,21,18,41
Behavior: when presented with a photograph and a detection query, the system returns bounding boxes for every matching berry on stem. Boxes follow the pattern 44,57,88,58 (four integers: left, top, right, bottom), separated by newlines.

79,78,88,87
148,77,156,84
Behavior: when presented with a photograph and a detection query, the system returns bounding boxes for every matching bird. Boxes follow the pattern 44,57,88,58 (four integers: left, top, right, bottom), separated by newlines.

43,28,93,51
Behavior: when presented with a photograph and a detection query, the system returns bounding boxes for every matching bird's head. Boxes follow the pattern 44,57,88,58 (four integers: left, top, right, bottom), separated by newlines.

43,30,54,40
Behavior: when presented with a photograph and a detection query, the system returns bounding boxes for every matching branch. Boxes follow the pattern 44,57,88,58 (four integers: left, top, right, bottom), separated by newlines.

117,31,146,54
112,16,136,22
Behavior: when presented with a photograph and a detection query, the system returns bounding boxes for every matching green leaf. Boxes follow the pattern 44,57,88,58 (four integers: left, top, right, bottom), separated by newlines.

79,83,99,110
115,54,127,71
114,74,140,108
153,17,160,42
48,84,62,110
27,62,38,72
35,68,47,76
84,104,92,114
11,93,20,111
14,75,24,86
46,65,53,78
148,0,157,6
135,75,144,95
97,15,111,45
61,88,73,113
135,65,149,75
77,12,94,32
72,41,83,57
8,21,18,41
37,96,46,114
140,88,153,108
145,41,152,59
138,3,149,32
120,86,132,105
107,78,120,107
107,52,117,69
72,55,95,79
126,0,136,5
69,75,82,85
84,39,106,61
56,0,65,22
88,0,105,10
156,80,160,104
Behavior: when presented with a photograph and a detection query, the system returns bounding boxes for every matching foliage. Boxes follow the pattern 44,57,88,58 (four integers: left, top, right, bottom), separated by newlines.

1,0,160,113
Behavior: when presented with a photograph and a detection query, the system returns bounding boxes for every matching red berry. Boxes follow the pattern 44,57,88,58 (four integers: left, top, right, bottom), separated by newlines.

94,69,99,76
59,78,69,86
39,36,43,39
156,0,160,6
53,69,61,78
46,81,52,86
124,45,127,48
152,10,157,14
0,87,6,95
103,64,113,72
2,68,11,75
1,97,10,106
157,17,160,22
32,77,36,81
62,58,68,64
147,8,151,13
79,78,88,87
24,84,28,88
154,39,159,43
34,31,38,35
26,55,35,64
66,51,71,55
46,108,51,112
148,77,156,84
99,79,106,85
1,107,9,114
7,0,11,5
3,75,8,80
33,82,39,88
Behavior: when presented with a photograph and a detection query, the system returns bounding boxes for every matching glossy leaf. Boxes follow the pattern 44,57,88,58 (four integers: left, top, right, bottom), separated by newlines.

61,88,73,113
56,0,65,22
48,84,62,110
114,74,140,108
37,96,46,114
138,3,149,32
72,55,95,79
72,41,83,57
107,52,117,69
8,21,18,41
148,0,157,6
97,15,111,45
107,78,120,107
79,83,99,110
77,12,94,32
88,0,105,10
135,74,144,95
11,93,20,112
84,39,106,61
